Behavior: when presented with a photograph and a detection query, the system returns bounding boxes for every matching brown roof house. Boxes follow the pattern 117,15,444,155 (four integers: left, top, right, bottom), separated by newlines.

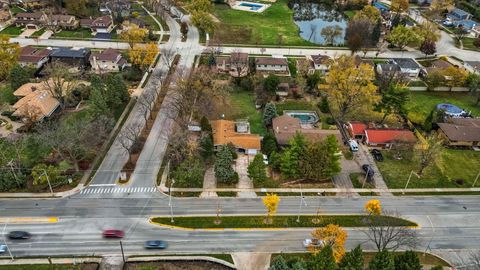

364,129,416,149
272,115,342,146
18,45,51,69
255,57,290,76
12,81,60,121
89,48,128,73
215,52,249,77
296,58,315,75
310,54,331,74
438,118,480,147
81,15,114,34
14,12,47,29
211,119,261,155
44,14,79,30
0,3,12,25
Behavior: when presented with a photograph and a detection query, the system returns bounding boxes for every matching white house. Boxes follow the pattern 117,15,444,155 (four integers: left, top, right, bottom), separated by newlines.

378,58,422,79
310,54,331,74
464,61,480,74
255,57,289,74
89,48,128,73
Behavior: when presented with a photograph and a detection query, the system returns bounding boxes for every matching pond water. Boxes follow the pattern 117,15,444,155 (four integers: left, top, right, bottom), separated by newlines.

292,2,348,45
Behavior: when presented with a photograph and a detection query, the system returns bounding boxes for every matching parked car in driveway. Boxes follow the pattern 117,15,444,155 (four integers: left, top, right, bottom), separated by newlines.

303,239,324,248
0,245,7,253
362,164,374,177
348,139,359,152
370,149,384,161
102,230,124,238
8,231,31,240
145,240,168,249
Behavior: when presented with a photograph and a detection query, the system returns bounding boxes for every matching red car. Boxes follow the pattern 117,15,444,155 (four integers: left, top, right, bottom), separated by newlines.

102,230,124,238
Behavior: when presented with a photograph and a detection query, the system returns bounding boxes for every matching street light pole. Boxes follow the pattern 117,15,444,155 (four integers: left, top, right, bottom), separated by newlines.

403,170,420,194
296,184,307,223
169,180,175,223
41,169,54,196
423,215,434,256
472,171,480,188
362,166,370,189
2,219,14,261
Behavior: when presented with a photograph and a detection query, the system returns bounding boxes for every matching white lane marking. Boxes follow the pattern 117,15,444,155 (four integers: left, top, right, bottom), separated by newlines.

89,184,116,187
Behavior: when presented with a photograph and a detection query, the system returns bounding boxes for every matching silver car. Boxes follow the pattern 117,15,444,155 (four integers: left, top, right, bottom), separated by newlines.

0,245,7,254
303,239,324,248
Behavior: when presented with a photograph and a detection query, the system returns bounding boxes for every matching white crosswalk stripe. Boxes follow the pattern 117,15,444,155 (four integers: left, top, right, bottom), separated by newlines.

79,186,158,196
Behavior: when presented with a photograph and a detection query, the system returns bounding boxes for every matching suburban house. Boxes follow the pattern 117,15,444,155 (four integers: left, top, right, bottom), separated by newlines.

255,57,289,75
14,12,47,29
296,58,315,75
89,48,128,73
0,3,11,25
364,129,416,148
438,118,480,147
211,119,261,155
50,47,91,69
215,52,249,77
272,115,342,146
310,54,331,74
44,14,79,30
464,61,480,74
421,59,454,77
346,122,368,140
80,16,114,34
378,58,421,78
447,8,473,21
276,82,290,97
18,45,51,69
12,81,60,121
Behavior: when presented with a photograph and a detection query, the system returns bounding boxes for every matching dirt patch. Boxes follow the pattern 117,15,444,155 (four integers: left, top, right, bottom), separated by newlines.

125,260,233,270
212,24,252,45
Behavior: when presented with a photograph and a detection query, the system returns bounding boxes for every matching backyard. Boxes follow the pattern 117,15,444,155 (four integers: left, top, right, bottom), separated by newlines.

212,0,315,46
227,91,266,135
377,149,480,189
405,92,480,125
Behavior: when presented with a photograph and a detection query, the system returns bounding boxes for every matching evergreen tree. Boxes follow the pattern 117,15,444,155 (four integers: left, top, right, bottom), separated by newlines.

105,73,129,107
226,142,238,159
248,153,267,184
371,20,382,46
214,145,236,183
339,245,364,270
88,76,110,117
319,96,330,113
263,102,278,126
369,250,395,270
394,250,422,270
171,157,205,188
199,134,214,159
200,116,212,132
280,132,307,179
8,65,30,90
299,138,340,181
308,245,337,270
269,255,289,270
264,74,280,94
262,131,278,157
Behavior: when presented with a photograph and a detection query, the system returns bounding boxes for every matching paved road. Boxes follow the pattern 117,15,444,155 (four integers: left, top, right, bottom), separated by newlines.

0,196,479,268
11,37,130,49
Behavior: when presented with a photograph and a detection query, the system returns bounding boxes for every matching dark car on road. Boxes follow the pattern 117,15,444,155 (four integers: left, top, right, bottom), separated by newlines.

371,149,384,162
8,231,31,240
144,240,168,249
102,230,124,238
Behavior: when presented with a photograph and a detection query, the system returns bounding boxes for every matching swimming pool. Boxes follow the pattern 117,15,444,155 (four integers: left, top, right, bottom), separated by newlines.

232,1,269,13
284,111,319,124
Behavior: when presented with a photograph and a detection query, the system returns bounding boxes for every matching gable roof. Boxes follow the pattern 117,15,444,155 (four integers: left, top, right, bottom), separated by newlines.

255,57,288,66
12,90,59,120
272,115,342,145
311,54,331,65
211,120,261,150
365,129,416,144
451,8,471,17
391,58,421,69
15,12,43,19
465,61,480,72
89,48,120,62
92,15,112,27
438,123,480,142
449,118,480,128
13,81,48,97
348,122,368,136
51,47,90,58
19,46,51,63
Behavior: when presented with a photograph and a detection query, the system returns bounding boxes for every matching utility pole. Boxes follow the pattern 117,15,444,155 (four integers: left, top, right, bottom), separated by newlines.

169,180,175,223
40,169,53,196
2,219,14,261
423,215,434,256
7,160,20,188
472,171,480,188
119,241,125,264
403,170,420,194
296,184,307,223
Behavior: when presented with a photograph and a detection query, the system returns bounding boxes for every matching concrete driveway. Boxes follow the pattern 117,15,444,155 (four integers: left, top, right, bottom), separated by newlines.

354,144,393,196
235,154,257,198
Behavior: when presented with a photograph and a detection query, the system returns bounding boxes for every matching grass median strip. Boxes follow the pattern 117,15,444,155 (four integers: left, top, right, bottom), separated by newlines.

151,215,415,229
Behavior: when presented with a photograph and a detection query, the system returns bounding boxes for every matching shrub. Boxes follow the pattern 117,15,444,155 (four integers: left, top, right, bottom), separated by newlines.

326,117,336,125
455,179,465,186
319,96,330,113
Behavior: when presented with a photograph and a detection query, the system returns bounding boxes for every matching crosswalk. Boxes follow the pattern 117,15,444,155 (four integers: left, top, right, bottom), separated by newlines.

79,186,157,195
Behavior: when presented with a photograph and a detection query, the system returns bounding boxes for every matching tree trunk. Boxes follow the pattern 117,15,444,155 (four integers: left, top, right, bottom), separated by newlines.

73,161,80,172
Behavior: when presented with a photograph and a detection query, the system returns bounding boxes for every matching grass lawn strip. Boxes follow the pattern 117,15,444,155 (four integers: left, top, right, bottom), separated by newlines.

0,264,97,270
0,26,22,36
151,215,416,229
228,91,266,135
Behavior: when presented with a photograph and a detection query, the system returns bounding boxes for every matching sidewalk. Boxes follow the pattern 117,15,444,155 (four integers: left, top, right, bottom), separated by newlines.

200,167,217,198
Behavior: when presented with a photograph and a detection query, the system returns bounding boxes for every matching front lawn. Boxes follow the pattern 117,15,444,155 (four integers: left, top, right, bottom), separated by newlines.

227,90,266,135
0,26,22,36
151,215,416,228
30,28,46,38
10,5,25,15
213,0,315,46
405,92,480,125
377,149,480,188
53,28,92,39
462,37,480,52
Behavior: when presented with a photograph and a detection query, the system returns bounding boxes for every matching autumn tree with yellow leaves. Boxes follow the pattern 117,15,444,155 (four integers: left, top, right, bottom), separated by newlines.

262,193,280,224
120,22,148,48
128,42,159,71
0,35,20,81
310,224,348,262
324,55,378,122
365,199,382,215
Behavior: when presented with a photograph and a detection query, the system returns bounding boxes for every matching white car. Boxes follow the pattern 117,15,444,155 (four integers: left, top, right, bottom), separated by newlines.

263,154,269,165
0,245,7,254
303,239,324,248
348,139,359,152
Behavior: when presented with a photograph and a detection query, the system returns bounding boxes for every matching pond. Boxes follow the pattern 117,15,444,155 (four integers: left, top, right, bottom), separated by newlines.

292,2,348,45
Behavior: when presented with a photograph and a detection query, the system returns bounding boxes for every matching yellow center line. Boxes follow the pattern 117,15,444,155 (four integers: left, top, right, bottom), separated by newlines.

0,217,59,224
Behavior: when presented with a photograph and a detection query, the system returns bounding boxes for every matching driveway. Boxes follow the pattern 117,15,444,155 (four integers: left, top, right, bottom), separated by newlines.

19,28,37,38
235,154,257,198
355,144,393,196
333,156,361,197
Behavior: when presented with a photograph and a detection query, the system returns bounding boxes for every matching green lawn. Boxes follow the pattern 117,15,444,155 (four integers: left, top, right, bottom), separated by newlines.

0,26,22,36
377,149,480,189
275,100,318,114
0,264,96,270
53,28,92,39
10,5,25,15
30,28,46,38
228,90,266,136
405,92,480,125
462,37,480,52
213,0,316,46
152,215,416,228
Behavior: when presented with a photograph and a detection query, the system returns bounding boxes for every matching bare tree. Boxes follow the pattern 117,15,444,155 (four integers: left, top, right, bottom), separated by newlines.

414,131,444,176
137,91,157,126
376,67,408,93
161,48,177,72
118,122,143,163
230,50,249,78
43,61,77,109
363,211,419,252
